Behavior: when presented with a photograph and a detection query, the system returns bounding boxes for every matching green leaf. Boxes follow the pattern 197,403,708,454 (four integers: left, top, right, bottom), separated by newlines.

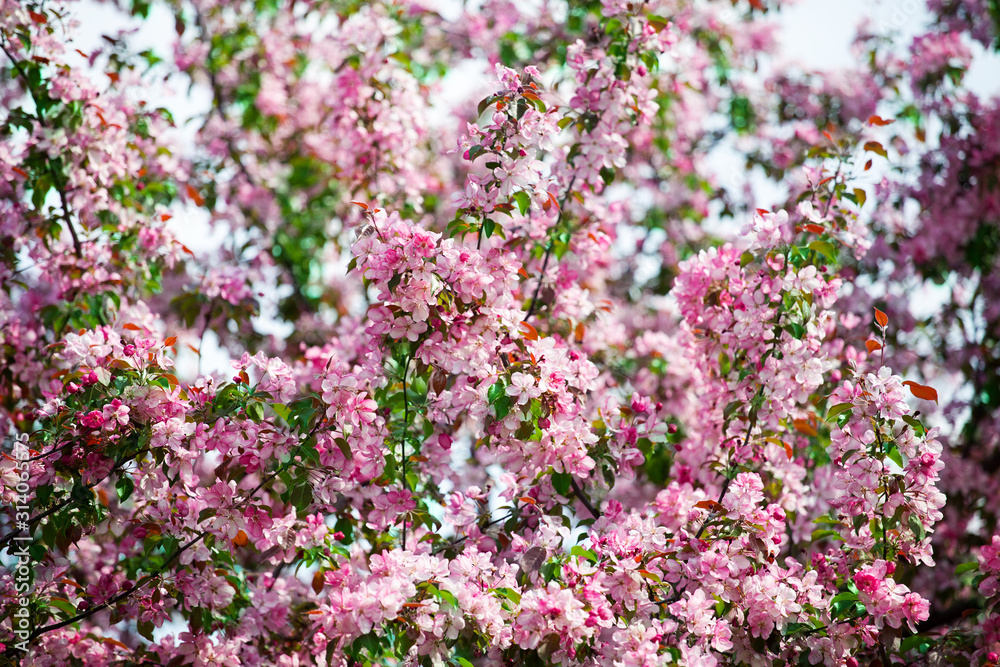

899,633,931,655
49,597,77,617
902,414,926,437
483,219,496,238
853,188,867,208
908,515,926,541
488,380,506,404
137,619,155,642
115,475,134,503
290,482,313,511
811,529,839,542
826,403,854,420
467,144,486,161
955,561,979,575
570,546,597,562
334,437,352,460
494,587,521,605
551,471,571,497
384,453,397,481
886,445,904,468
830,591,859,604
809,240,837,262
246,401,265,423
477,94,500,117
831,590,860,617
785,322,806,340
512,190,531,216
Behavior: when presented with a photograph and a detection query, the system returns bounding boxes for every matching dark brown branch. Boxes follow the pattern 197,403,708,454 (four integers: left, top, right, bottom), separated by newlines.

569,476,601,520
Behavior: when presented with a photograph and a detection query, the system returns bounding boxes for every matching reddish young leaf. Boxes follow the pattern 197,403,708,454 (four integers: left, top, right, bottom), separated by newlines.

185,184,205,206
574,322,585,343
874,308,888,328
312,570,325,594
867,115,895,126
519,321,539,341
351,201,369,210
164,336,178,347
903,381,939,404
233,530,249,547
793,419,818,437
865,339,883,354
864,141,888,158
122,323,142,331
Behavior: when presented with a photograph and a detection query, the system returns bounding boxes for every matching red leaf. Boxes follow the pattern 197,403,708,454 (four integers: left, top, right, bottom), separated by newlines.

694,500,724,512
185,184,205,207
29,10,47,23
547,191,560,212
903,381,939,404
519,321,539,341
874,308,888,328
164,336,178,347
312,570,325,594
574,322,585,343
122,323,142,331
11,166,27,178
867,115,895,126
233,530,249,547
864,141,888,158
793,419,818,437
519,496,537,505
864,159,873,171
351,201,369,210
518,267,529,279
803,223,825,234
865,339,882,354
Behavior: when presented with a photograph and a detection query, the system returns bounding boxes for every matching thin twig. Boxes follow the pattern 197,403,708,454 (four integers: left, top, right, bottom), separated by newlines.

569,476,600,520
